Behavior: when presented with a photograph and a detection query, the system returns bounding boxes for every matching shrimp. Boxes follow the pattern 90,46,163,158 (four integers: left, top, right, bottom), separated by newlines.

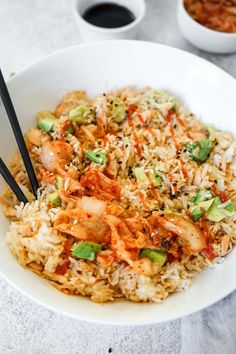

153,212,206,254
76,196,106,217
40,140,73,172
80,169,121,201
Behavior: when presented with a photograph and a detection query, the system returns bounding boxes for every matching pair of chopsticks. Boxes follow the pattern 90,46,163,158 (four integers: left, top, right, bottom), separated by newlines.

0,69,39,204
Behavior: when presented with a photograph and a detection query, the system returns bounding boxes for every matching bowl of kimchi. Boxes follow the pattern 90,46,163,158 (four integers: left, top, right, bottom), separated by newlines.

177,0,236,53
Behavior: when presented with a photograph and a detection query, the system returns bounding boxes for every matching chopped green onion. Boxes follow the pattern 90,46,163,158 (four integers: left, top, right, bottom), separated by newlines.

71,242,102,261
86,150,107,165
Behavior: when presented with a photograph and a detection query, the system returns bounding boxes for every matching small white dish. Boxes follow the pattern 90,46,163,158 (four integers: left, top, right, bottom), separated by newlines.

177,0,236,54
1,41,236,325
73,0,146,41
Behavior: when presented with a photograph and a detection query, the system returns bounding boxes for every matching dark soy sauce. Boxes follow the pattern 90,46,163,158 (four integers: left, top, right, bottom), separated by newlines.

83,3,135,29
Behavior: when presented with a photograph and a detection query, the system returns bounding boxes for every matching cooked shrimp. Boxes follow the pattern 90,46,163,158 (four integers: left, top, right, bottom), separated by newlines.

76,196,106,217
40,140,73,172
153,213,206,254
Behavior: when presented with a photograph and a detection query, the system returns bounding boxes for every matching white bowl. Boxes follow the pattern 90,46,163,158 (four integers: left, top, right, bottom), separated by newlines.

73,0,146,41
1,41,236,325
177,0,236,54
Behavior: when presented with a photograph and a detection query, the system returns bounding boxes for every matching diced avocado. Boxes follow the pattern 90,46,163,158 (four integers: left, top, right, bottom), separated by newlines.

172,103,178,114
191,190,213,204
146,90,177,107
187,141,197,153
86,150,107,165
148,165,163,187
198,198,215,211
213,196,221,206
71,242,102,261
56,175,63,190
47,192,61,206
206,206,227,222
69,105,94,125
140,248,167,267
225,202,234,212
38,115,56,133
187,139,212,163
191,206,202,221
133,166,162,187
111,98,127,123
133,167,149,185
206,197,234,222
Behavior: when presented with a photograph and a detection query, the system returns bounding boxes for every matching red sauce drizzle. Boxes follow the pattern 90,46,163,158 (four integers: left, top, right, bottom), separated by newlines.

202,244,216,261
218,191,229,203
169,123,180,152
55,240,72,275
144,127,155,136
165,110,173,123
127,104,137,127
133,132,142,157
211,186,229,203
137,112,145,125
149,180,159,200
176,115,185,127
179,157,188,178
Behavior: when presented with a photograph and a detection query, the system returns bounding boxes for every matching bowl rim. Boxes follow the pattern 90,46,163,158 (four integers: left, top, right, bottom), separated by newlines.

73,0,146,34
2,40,236,325
179,0,236,38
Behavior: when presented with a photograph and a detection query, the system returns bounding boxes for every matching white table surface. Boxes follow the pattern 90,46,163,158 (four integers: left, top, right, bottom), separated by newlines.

1,0,236,353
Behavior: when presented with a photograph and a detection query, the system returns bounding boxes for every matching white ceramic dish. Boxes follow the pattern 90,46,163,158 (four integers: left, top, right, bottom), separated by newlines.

73,0,146,41
1,41,236,325
177,0,236,54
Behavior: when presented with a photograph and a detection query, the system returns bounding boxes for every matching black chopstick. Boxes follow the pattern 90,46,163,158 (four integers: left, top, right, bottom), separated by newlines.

0,157,28,204
0,69,39,197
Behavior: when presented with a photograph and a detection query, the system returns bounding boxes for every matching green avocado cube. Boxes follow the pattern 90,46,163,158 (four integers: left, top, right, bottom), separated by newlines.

140,249,167,267
71,242,102,261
